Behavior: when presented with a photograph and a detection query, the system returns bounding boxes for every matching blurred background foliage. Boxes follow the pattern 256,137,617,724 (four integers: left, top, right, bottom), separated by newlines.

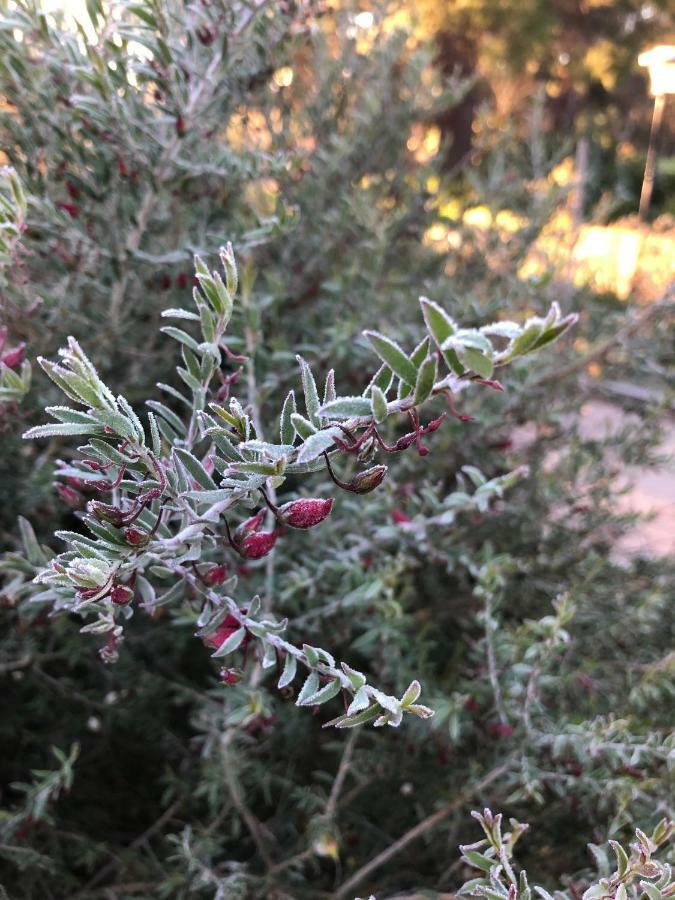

0,1,673,898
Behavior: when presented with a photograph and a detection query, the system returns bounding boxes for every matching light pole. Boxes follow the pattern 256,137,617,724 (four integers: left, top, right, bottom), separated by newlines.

637,46,675,222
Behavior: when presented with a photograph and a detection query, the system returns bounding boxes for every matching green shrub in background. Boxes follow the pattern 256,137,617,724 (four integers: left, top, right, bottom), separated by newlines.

1,2,673,898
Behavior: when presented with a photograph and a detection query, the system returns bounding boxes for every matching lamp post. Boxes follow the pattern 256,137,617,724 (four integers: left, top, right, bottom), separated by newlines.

637,46,675,222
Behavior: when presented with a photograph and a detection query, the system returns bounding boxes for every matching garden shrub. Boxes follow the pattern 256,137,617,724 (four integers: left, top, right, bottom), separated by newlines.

1,2,673,898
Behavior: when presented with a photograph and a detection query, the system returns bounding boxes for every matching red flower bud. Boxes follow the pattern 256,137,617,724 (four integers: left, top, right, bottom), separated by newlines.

225,511,278,559
57,202,79,218
219,667,242,685
88,501,126,525
341,465,387,494
489,438,513,451
111,585,134,605
276,497,334,529
1,343,26,369
391,509,411,525
56,483,82,507
204,564,228,586
64,476,82,489
233,509,266,541
486,722,514,739
196,25,215,45
159,273,172,290
324,452,387,495
476,378,504,392
175,115,186,137
239,530,278,559
202,613,252,649
176,272,188,289
124,526,149,546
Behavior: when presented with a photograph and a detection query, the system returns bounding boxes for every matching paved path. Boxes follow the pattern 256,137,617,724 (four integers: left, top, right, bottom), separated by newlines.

578,400,675,558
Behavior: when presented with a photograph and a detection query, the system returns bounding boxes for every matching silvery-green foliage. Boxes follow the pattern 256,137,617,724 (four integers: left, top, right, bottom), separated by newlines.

459,808,674,900
15,245,576,729
0,167,31,407
0,166,26,277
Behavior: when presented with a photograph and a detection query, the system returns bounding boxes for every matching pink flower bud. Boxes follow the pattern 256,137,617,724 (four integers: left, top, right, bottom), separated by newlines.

56,483,82,507
391,509,411,525
196,25,215,45
342,465,387,495
63,476,79,489
111,585,134,605
277,497,334,530
225,511,278,560
233,509,266,542
239,530,278,559
2,343,26,369
486,722,514,739
203,564,228,586
89,501,126,525
57,202,79,218
124,526,148,546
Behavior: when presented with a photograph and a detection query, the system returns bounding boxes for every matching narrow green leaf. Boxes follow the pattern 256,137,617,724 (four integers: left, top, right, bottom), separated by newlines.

302,678,342,706
370,385,388,423
400,680,422,707
413,355,437,404
91,408,136,440
44,406,99,425
159,326,200,352
291,413,316,440
323,369,336,405
364,363,394,397
278,653,297,689
23,422,102,439
181,488,233,503
296,427,342,464
420,296,456,344
146,401,187,436
346,686,370,714
296,672,320,705
296,355,321,426
364,331,418,386
328,705,380,729
174,448,217,489
319,396,372,419
148,412,161,456
341,662,367,691
458,347,494,379
608,841,629,878
161,308,200,321
18,517,45,566
280,390,296,445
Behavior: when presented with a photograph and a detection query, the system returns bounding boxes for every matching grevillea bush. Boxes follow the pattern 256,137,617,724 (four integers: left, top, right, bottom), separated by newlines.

1,2,674,899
